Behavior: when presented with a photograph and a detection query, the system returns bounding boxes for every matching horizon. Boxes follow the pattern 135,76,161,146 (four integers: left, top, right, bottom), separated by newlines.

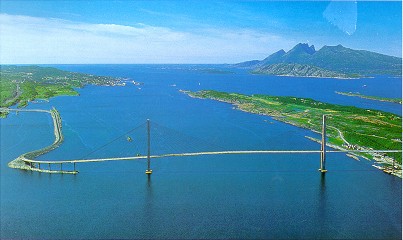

1,1,402,64
1,42,402,66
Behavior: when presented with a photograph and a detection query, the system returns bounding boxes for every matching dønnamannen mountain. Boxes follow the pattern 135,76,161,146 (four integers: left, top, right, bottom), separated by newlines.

234,43,402,78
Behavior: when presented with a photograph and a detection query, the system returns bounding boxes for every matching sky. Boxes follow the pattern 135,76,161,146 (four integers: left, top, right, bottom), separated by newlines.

0,1,401,64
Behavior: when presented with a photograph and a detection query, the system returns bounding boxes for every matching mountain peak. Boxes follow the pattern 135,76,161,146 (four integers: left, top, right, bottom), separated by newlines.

234,43,401,76
260,49,286,65
288,43,316,55
276,49,286,55
321,44,348,50
264,49,286,59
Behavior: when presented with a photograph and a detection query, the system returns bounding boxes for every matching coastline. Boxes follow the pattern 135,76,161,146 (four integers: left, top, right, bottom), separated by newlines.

7,108,77,174
251,72,360,80
182,90,402,177
335,91,402,104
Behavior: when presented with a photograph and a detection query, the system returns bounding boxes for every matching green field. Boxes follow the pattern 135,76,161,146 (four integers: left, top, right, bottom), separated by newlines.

0,65,123,114
184,90,402,166
16,82,79,108
0,80,17,104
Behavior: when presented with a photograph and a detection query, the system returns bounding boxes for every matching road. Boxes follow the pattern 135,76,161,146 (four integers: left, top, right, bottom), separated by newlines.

328,126,351,146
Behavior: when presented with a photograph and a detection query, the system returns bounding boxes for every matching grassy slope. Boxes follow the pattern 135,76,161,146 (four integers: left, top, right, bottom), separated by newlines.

0,80,17,104
17,82,79,108
185,90,402,164
0,65,120,110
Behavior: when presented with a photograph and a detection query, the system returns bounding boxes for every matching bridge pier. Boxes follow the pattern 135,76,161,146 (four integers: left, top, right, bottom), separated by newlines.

319,115,327,173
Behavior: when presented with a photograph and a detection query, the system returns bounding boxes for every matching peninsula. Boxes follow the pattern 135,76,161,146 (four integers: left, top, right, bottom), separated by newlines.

0,65,125,117
335,91,402,104
183,90,402,176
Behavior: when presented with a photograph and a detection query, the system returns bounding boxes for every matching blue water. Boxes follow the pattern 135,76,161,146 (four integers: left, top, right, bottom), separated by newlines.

1,65,401,239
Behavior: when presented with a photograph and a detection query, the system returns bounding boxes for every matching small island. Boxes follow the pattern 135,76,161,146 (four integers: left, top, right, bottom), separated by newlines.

0,65,125,117
335,91,402,104
198,68,234,74
183,90,402,176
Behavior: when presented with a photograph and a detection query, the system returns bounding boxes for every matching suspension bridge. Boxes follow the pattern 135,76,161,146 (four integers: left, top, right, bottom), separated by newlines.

3,107,401,175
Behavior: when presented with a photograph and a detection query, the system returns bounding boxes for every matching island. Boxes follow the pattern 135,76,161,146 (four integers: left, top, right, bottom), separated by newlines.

198,68,234,74
234,43,402,78
183,90,402,176
335,91,402,104
0,65,126,117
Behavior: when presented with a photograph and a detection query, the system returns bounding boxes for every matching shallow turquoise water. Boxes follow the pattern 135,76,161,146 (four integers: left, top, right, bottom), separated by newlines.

1,65,401,239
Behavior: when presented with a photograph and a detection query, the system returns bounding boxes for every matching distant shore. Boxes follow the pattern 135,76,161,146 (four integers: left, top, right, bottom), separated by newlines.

335,91,402,104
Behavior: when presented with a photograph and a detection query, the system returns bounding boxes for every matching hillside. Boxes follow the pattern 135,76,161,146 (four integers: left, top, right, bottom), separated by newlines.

236,43,402,77
0,65,124,114
251,63,352,78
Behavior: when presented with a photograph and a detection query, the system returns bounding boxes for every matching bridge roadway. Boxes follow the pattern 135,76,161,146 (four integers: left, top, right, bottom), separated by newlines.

0,107,51,114
21,149,402,165
3,107,401,173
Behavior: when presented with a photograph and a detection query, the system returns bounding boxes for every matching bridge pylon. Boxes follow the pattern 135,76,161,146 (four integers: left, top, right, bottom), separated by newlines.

319,115,327,173
145,119,153,175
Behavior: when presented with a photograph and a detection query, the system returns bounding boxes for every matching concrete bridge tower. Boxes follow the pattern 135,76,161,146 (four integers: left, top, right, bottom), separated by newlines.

319,115,327,173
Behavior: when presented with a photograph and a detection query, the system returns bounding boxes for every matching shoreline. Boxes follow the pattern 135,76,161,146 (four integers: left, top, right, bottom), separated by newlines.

335,91,402,104
182,90,402,178
7,108,77,174
251,72,360,80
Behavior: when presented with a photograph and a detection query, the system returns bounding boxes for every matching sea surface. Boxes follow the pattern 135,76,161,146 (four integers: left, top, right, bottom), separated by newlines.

1,65,401,239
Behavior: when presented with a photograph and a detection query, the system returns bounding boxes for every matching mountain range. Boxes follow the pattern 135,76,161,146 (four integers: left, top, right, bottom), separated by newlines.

234,43,402,78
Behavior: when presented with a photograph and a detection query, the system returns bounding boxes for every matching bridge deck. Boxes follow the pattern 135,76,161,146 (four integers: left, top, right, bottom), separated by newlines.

0,108,51,113
3,107,401,175
21,149,402,164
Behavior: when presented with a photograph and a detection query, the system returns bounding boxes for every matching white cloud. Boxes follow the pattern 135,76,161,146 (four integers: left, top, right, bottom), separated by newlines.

0,14,294,64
